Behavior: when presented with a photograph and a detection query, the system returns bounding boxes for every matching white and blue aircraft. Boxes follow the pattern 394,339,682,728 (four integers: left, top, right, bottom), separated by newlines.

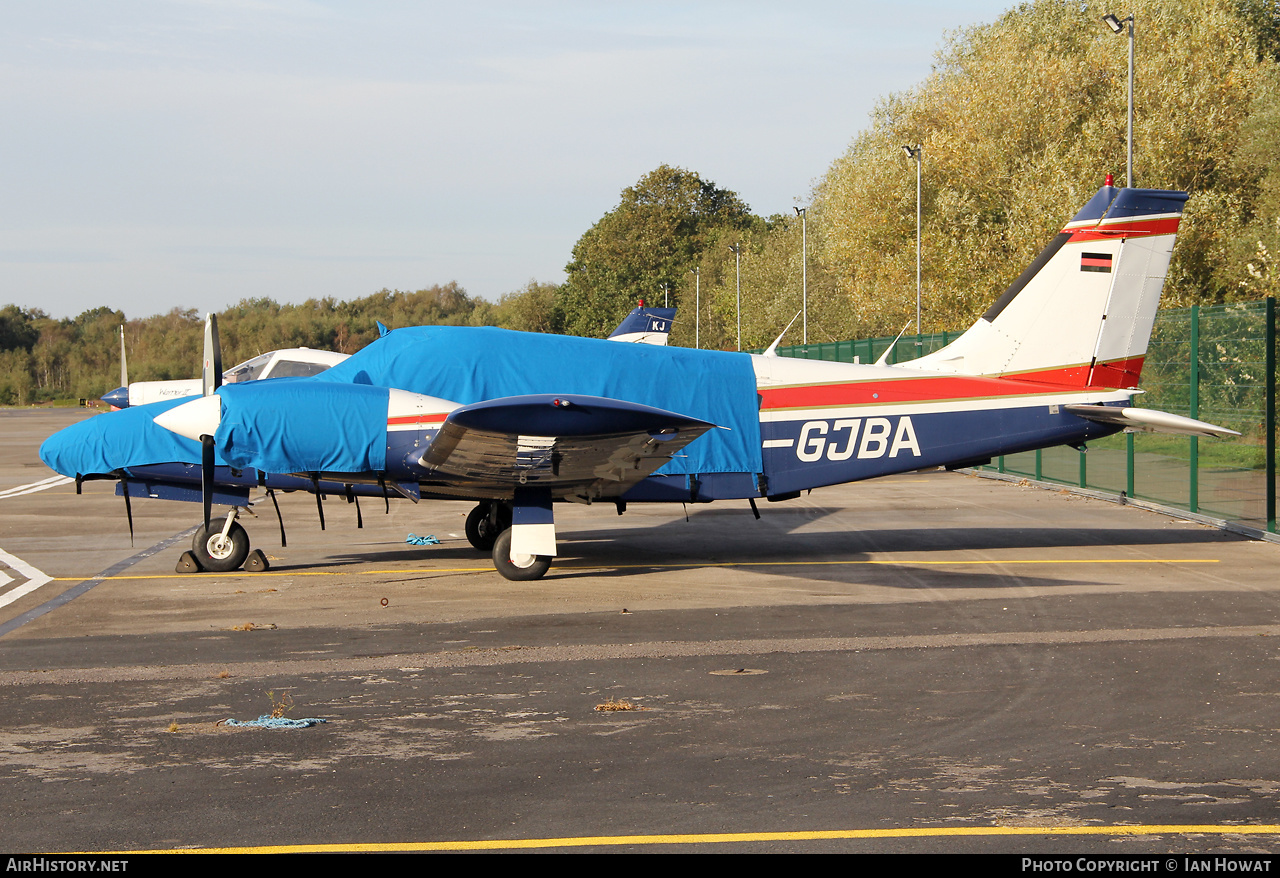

40,179,1237,580
100,304,675,409
102,347,352,409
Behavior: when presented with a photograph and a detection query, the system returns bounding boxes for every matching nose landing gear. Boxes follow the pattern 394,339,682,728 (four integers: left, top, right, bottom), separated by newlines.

177,508,266,573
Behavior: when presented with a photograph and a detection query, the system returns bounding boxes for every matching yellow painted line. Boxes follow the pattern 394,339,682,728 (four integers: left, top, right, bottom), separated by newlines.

48,569,494,580
74,823,1280,853
48,557,1221,582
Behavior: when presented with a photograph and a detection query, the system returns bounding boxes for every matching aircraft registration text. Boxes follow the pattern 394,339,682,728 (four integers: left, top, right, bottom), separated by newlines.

793,416,921,462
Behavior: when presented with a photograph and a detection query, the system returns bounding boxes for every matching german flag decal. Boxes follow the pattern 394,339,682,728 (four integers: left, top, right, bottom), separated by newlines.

1081,252,1113,273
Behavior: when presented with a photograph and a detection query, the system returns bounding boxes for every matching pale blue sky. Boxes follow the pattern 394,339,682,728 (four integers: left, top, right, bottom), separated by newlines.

2,1,1014,319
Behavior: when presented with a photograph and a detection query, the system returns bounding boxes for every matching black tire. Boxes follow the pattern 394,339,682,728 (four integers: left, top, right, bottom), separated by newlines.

191,521,251,572
465,503,510,552
492,528,551,581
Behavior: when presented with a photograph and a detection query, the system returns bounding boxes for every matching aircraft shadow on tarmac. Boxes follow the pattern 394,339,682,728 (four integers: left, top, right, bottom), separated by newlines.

273,501,1241,592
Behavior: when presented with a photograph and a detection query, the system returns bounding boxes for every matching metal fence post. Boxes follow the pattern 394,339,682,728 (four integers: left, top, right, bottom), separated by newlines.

1267,295,1276,533
1127,432,1135,499
1189,304,1199,514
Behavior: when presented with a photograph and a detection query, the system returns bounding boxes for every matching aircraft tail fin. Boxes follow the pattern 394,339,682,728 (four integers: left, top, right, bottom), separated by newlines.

608,301,676,345
903,181,1188,389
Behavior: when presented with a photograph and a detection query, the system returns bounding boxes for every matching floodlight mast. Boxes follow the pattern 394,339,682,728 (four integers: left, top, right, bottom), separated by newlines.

794,206,808,345
729,244,742,351
689,266,700,349
1102,12,1136,187
902,145,923,336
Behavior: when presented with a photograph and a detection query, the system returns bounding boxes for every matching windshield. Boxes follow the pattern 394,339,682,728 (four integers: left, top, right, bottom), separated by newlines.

268,360,335,379
224,353,273,384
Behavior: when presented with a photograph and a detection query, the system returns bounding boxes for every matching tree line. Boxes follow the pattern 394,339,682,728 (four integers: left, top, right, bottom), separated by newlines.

0,284,555,404
4,0,1279,404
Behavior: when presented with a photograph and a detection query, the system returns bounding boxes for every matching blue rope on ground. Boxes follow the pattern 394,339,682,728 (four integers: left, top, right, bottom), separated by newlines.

405,533,440,545
222,716,328,729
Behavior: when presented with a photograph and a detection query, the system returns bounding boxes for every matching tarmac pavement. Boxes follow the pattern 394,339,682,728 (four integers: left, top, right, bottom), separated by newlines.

2,408,1280,854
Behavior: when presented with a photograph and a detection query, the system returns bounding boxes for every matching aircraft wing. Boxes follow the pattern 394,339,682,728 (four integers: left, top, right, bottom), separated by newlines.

418,394,715,495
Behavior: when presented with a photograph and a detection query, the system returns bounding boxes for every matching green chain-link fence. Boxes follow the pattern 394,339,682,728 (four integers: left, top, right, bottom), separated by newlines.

767,331,960,365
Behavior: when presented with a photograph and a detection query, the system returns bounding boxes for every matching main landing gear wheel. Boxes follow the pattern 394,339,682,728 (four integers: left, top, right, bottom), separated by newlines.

492,528,551,581
465,503,509,552
191,521,251,572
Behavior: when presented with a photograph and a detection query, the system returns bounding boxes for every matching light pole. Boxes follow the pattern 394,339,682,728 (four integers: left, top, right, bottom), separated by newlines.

729,243,742,351
902,144,922,337
794,206,807,345
690,266,700,349
1103,11,1135,187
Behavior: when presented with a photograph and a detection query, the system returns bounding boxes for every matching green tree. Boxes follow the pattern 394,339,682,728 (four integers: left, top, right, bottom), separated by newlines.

0,305,41,353
810,0,1276,337
492,280,564,334
559,165,762,338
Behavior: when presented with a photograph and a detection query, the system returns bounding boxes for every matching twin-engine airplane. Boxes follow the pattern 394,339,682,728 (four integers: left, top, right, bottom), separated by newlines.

40,179,1237,580
102,347,351,409
101,302,677,409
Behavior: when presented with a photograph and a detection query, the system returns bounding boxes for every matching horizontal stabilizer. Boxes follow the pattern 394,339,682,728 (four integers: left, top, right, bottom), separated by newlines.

1064,405,1241,439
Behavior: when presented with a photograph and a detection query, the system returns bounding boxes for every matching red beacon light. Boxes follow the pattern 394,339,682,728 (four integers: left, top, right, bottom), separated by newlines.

1105,173,1115,187
552,398,571,408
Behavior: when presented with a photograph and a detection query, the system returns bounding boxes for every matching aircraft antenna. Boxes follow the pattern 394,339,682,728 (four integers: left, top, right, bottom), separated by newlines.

763,311,803,358
875,320,915,366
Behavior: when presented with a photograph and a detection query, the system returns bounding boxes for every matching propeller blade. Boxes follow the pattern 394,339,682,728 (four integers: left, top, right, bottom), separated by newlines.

118,474,134,546
119,325,128,390
202,434,215,531
203,314,223,397
311,474,326,530
267,488,287,548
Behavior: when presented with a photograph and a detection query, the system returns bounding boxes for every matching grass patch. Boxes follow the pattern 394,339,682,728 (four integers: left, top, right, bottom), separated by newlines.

595,697,645,712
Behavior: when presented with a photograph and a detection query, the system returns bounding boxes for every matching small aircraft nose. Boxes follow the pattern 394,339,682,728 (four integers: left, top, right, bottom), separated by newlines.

100,386,130,408
153,394,222,441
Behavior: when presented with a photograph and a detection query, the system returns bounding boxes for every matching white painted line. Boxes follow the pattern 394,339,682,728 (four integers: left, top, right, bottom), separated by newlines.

0,527,197,638
0,547,52,609
0,476,59,496
762,439,794,448
0,476,74,499
17,475,63,487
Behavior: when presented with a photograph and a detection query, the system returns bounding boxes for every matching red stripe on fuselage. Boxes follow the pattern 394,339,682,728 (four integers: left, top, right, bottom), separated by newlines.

387,412,449,426
760,374,1076,411
759,357,1146,411
1004,356,1145,390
